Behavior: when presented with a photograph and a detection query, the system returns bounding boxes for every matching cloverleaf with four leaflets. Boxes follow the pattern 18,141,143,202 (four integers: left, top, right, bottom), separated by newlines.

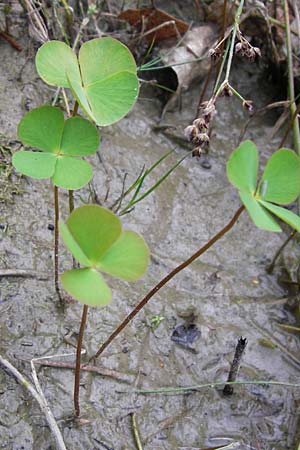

12,106,99,190
60,205,150,306
35,37,139,126
227,140,300,232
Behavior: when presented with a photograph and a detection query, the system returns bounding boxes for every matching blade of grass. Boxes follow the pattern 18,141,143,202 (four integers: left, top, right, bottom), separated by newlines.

139,53,209,71
130,148,176,203
120,150,191,215
112,148,176,212
138,26,192,71
122,379,300,395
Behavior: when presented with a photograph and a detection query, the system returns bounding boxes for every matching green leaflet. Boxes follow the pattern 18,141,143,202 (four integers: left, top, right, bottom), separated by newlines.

36,37,139,126
60,205,150,306
13,106,99,190
227,141,300,232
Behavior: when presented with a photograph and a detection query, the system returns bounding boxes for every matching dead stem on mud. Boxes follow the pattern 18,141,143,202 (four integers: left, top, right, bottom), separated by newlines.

17,354,136,384
91,205,245,360
131,413,144,450
0,354,67,450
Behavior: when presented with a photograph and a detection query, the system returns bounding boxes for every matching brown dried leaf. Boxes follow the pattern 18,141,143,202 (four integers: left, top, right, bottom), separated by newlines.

159,25,217,91
118,7,189,42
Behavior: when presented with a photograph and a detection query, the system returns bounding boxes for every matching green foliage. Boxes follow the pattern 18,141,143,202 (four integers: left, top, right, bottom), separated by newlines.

117,148,190,215
35,38,139,126
227,140,300,232
12,106,99,190
60,205,150,306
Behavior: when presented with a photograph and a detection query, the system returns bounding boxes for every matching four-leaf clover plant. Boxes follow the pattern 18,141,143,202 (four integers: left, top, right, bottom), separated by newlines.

35,37,139,126
227,140,300,232
12,106,99,190
60,205,150,306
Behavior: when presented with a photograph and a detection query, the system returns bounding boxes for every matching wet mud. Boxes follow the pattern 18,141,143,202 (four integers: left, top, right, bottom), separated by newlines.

1,5,300,450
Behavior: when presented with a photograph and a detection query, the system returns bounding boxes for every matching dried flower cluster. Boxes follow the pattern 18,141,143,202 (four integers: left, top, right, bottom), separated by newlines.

235,32,261,62
184,101,216,159
208,47,222,61
184,27,259,163
208,30,261,64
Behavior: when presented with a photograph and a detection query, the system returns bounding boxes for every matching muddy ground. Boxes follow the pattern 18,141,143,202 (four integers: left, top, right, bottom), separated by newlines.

1,2,300,450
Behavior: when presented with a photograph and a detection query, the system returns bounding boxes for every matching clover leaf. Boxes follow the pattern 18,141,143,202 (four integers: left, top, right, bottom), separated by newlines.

12,106,99,190
35,37,139,126
227,140,300,232
60,205,150,306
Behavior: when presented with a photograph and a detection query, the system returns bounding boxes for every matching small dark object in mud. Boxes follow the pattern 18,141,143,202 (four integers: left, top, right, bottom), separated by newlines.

223,336,248,396
48,223,54,231
171,323,201,348
201,157,211,169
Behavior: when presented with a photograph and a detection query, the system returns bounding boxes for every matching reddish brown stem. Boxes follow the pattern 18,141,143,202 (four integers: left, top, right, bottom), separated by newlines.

72,101,79,116
91,205,245,360
68,190,74,213
74,304,88,417
54,186,62,302
197,59,214,115
0,30,22,51
68,101,78,216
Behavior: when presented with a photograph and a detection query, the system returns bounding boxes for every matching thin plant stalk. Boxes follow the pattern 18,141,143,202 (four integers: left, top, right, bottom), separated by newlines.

283,0,300,334
68,101,79,215
279,102,300,148
0,355,67,450
284,0,300,155
127,379,300,395
53,100,79,300
131,413,144,450
69,190,75,213
74,304,88,417
224,0,244,82
211,0,228,89
54,185,62,302
91,205,245,360
267,229,296,274
214,0,245,99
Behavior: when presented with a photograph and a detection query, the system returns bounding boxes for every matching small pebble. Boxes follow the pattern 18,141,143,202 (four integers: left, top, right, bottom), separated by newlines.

201,158,211,169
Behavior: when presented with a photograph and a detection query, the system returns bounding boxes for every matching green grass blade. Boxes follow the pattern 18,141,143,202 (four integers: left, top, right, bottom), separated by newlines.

130,148,176,204
120,150,191,215
127,379,300,395
138,27,192,71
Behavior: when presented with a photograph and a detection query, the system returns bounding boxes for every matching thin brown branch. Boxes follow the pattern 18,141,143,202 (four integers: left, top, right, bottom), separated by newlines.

54,186,63,302
91,205,245,360
0,31,22,51
18,357,136,384
0,269,49,280
0,355,67,450
74,305,88,417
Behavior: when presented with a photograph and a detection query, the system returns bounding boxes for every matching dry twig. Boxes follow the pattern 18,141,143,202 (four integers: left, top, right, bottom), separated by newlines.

0,354,66,450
